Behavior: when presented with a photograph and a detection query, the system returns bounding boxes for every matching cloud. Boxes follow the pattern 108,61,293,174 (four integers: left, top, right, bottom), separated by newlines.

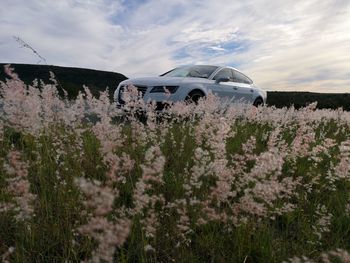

0,0,349,93
209,46,226,52
0,0,124,69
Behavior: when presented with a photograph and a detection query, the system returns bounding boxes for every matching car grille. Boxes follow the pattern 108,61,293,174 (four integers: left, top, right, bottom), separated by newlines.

118,85,148,104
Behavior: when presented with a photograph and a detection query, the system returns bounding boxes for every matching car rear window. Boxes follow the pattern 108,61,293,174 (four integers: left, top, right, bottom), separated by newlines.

233,71,253,84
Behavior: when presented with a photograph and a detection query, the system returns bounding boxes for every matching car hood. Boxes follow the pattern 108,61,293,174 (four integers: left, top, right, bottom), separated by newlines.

120,76,212,86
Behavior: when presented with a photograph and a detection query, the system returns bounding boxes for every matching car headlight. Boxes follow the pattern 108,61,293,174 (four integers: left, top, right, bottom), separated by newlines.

150,85,179,94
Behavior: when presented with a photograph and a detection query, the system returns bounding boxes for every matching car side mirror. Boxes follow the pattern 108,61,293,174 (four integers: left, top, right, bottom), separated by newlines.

215,77,231,84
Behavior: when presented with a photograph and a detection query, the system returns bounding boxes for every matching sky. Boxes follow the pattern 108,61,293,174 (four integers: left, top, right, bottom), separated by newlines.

1,0,350,93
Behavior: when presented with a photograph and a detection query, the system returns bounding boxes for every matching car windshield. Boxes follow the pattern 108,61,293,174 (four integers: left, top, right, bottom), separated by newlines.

161,65,219,79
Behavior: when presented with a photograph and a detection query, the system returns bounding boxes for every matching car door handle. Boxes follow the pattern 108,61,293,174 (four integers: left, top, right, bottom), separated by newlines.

233,87,238,90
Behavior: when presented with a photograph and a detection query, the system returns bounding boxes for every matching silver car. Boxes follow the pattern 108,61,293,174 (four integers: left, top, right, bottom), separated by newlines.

114,65,266,109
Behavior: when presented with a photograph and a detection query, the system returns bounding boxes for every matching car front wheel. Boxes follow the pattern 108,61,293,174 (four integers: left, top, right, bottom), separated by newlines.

185,90,205,104
253,97,264,107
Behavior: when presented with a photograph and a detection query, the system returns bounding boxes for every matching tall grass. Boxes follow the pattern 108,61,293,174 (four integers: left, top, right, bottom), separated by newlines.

1,65,350,263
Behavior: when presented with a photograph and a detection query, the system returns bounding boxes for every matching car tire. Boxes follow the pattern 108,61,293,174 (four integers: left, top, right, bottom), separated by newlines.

186,90,205,104
253,97,264,107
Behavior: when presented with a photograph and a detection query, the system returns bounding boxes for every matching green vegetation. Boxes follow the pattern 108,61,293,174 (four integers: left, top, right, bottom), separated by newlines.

1,110,350,262
1,67,350,263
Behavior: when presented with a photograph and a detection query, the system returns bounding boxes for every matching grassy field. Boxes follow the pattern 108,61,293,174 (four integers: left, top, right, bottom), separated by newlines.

1,66,350,263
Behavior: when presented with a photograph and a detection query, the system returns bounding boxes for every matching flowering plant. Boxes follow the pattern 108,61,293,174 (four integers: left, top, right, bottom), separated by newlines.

1,65,350,262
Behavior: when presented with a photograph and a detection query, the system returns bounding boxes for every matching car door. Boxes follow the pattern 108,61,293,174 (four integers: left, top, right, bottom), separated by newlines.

232,70,254,103
210,68,239,103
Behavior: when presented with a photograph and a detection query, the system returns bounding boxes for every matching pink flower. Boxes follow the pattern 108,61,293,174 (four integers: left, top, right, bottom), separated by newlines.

74,177,131,262
1,150,35,221
0,246,15,263
132,146,166,238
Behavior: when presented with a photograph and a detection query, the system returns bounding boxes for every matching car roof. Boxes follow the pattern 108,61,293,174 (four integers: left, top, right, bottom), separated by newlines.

166,64,253,83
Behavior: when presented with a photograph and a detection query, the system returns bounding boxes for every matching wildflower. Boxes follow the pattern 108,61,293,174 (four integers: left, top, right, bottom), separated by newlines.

335,140,350,179
75,178,131,263
4,64,19,80
144,244,155,253
312,205,332,240
0,119,3,142
75,177,116,216
321,248,350,263
1,150,35,221
1,247,15,263
289,122,316,161
133,146,166,238
284,248,350,263
78,217,131,263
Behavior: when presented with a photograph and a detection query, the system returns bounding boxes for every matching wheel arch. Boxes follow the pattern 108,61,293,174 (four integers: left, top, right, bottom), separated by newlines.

253,96,264,106
187,88,206,97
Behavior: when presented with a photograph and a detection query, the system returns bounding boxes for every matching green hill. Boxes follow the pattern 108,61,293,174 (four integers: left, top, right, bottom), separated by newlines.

267,91,350,111
0,63,127,99
0,63,348,110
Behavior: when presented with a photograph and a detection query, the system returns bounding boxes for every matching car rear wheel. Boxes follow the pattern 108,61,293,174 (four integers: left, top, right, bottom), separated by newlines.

253,97,264,107
186,90,205,104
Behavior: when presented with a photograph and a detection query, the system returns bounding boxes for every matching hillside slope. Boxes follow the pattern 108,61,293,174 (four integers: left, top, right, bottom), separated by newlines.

0,63,127,99
267,91,350,111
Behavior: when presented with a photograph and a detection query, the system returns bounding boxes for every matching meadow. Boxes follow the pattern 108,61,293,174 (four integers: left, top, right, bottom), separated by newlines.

1,65,350,263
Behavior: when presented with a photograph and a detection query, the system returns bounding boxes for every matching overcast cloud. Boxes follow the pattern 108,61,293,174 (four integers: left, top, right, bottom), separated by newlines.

0,0,349,92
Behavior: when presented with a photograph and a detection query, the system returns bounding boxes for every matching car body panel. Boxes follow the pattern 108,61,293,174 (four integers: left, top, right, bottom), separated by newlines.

114,65,266,107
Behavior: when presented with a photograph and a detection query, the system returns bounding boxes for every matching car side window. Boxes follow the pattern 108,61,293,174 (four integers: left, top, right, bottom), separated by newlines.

233,70,253,84
213,68,234,81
